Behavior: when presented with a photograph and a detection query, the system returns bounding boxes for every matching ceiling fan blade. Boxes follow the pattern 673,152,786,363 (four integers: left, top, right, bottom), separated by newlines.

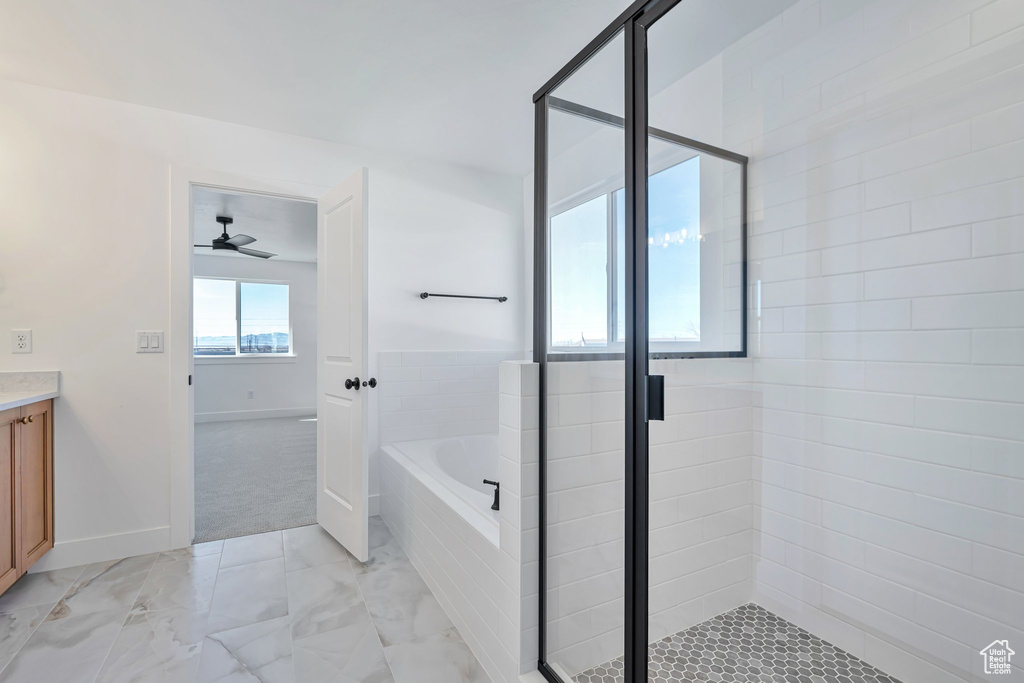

224,234,256,247
236,247,276,259
193,244,213,248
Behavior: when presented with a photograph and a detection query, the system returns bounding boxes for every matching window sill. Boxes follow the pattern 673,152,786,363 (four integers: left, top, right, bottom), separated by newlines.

194,355,298,365
545,349,745,362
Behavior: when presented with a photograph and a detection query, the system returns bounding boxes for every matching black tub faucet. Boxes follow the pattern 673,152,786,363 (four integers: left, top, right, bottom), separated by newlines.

483,479,500,511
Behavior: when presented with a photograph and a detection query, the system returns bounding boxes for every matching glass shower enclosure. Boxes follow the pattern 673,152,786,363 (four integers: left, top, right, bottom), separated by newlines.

534,0,1022,682
534,2,748,680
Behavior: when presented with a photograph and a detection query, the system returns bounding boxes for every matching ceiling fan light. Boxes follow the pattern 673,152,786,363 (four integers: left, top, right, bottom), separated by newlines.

197,216,273,258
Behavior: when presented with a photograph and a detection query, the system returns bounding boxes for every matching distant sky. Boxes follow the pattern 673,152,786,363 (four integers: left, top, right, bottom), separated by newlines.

193,279,289,341
550,195,608,345
240,282,289,338
550,157,700,347
648,157,701,341
193,278,235,340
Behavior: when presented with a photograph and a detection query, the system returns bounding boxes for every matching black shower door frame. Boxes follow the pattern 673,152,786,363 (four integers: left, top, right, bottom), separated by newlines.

533,1,748,682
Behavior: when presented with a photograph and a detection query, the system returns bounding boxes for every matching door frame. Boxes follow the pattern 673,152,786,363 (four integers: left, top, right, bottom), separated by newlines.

169,166,330,549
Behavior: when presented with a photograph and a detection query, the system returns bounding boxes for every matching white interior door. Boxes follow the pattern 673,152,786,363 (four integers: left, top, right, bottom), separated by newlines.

316,168,369,562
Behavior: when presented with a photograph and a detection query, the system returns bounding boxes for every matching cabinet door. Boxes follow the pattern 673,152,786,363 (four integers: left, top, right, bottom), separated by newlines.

0,408,19,593
18,401,52,569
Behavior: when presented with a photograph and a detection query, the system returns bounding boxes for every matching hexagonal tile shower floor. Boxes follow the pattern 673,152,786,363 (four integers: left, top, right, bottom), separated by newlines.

572,603,902,683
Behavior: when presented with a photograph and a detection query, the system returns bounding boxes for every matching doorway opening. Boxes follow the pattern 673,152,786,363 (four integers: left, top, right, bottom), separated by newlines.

191,187,319,543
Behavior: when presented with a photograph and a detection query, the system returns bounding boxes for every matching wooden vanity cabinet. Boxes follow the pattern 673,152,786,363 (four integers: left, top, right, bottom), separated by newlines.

0,406,19,595
0,399,53,595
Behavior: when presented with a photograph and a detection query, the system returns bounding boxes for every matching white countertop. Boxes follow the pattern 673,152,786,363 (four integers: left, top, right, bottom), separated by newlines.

0,389,61,412
0,372,60,411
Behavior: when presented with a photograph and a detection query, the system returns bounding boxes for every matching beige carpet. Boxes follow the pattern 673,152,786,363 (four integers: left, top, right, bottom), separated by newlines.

194,416,316,543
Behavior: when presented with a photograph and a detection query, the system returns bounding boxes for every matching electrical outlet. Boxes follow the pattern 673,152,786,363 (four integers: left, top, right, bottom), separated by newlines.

11,330,31,353
247,391,255,400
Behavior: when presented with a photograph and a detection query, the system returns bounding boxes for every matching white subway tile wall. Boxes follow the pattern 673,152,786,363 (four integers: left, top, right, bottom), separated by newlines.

534,1,1024,681
723,0,1024,681
380,361,539,683
543,359,755,675
377,350,523,445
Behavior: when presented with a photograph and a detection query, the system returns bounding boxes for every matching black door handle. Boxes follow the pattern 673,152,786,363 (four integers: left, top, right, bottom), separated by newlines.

646,374,664,421
362,378,377,388
345,377,361,390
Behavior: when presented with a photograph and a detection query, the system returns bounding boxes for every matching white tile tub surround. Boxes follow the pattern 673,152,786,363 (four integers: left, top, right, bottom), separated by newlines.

377,350,524,445
543,359,755,676
721,0,1024,681
380,361,539,683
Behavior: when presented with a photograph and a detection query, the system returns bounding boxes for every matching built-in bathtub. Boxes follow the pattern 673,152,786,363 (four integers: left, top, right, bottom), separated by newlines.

382,434,500,545
378,360,538,683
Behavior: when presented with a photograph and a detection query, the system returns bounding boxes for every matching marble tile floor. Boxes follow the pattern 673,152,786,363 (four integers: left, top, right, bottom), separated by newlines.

0,516,492,683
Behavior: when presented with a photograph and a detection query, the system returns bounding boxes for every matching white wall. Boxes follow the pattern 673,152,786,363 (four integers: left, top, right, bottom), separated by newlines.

0,77,523,568
192,255,316,421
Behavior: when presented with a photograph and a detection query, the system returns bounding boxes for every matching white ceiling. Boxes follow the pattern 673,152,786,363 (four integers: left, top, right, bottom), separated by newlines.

193,188,317,262
0,0,632,176
0,1,796,177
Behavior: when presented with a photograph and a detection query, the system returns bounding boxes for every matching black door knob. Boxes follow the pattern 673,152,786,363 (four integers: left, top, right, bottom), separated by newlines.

363,378,377,388
345,377,361,390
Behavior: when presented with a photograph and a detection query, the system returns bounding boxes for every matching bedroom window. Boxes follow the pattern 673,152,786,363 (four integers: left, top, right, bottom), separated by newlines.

193,278,291,356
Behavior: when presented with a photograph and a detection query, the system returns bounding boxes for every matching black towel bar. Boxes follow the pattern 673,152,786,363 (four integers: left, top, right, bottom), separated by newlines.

419,292,507,303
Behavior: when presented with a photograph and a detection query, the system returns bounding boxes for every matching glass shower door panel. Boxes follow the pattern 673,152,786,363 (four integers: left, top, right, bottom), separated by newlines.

543,28,627,683
645,4,751,681
645,144,751,675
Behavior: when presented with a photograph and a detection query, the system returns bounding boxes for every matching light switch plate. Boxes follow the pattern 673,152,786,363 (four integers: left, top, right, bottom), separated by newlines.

137,330,164,353
11,330,31,353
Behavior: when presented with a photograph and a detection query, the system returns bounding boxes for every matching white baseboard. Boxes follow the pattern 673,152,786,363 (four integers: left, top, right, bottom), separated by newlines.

34,497,377,572
194,407,316,423
30,526,172,572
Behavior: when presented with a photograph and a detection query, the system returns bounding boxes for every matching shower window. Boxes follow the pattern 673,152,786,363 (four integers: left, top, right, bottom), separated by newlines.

550,194,610,349
642,157,702,346
548,154,728,357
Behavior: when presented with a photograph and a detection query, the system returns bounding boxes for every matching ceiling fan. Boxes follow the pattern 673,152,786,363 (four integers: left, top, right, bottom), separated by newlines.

194,216,276,259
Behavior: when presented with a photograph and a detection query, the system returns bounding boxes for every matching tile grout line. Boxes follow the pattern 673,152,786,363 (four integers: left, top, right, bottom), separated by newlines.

362,517,490,683
203,532,302,680
350,528,402,683
194,537,228,683
89,554,164,683
282,531,299,683
105,541,225,682
0,562,89,677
